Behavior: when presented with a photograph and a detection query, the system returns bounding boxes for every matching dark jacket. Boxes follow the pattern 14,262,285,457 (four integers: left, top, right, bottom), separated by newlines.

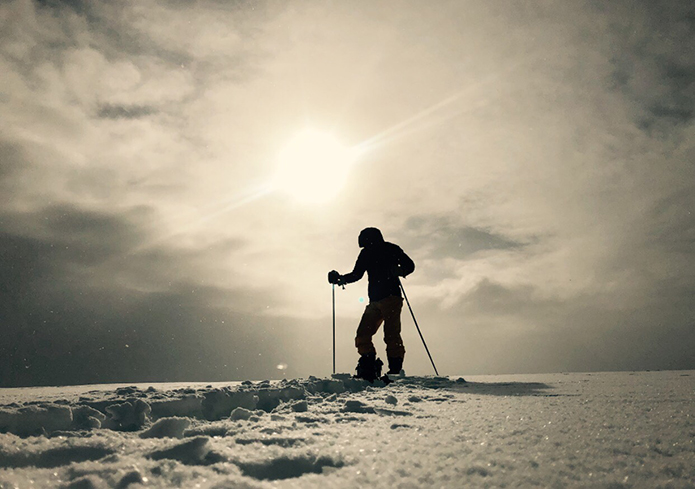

342,241,415,302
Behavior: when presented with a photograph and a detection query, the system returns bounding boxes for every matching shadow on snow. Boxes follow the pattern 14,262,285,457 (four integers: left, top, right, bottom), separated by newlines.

393,376,555,397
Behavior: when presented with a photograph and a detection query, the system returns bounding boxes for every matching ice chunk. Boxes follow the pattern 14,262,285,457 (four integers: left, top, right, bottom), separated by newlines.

103,399,151,431
140,417,191,439
149,395,203,419
290,400,308,412
202,389,258,420
341,400,375,414
305,379,347,394
230,407,254,421
71,406,106,430
255,386,305,412
116,470,144,488
63,475,107,489
0,404,72,436
115,386,142,397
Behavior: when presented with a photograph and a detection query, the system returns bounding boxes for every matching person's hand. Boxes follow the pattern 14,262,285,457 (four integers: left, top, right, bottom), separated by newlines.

328,270,344,285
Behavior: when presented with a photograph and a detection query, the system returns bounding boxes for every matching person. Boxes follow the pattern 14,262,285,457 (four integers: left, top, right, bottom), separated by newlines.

328,227,415,382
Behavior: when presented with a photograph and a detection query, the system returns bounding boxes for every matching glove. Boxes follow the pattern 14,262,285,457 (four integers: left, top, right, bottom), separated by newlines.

328,270,344,285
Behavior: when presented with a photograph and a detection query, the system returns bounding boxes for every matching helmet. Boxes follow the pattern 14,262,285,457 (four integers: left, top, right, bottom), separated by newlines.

358,227,384,248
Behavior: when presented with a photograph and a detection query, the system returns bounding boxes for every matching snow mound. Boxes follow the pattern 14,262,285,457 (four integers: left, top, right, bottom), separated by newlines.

0,375,453,438
140,417,191,439
230,407,254,421
1,372,694,488
0,405,73,437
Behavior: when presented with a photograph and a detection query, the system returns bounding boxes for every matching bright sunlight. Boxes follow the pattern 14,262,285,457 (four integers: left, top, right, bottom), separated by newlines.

273,129,357,204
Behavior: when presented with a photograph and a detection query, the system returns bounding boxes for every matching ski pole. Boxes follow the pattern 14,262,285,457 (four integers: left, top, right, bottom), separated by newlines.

398,279,439,376
332,283,336,375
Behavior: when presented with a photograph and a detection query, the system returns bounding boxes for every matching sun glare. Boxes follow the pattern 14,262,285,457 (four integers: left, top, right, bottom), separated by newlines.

273,129,356,204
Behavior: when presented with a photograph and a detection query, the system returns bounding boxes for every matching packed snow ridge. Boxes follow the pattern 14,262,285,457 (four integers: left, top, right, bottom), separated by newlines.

0,374,460,437
1,371,694,488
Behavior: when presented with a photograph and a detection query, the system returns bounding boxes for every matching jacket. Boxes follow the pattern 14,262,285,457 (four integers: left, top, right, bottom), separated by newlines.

342,241,415,302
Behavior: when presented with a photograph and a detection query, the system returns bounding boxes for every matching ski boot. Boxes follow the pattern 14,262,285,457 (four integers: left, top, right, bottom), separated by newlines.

387,356,404,376
354,353,383,383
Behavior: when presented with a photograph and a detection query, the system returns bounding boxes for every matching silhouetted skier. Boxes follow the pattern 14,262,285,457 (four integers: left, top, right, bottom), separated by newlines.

328,227,415,382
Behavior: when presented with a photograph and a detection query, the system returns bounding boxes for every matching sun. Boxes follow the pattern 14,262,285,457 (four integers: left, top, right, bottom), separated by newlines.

273,129,357,204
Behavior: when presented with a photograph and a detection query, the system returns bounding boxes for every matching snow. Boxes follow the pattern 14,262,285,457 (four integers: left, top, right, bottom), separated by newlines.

0,371,694,488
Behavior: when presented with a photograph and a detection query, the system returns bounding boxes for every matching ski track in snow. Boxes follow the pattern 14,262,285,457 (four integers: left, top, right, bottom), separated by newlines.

0,371,694,488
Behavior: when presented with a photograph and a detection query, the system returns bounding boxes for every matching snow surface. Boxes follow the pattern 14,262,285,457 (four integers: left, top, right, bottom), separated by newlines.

0,371,694,488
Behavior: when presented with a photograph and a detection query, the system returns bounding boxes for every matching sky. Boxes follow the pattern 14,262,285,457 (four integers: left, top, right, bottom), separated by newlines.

1,0,694,387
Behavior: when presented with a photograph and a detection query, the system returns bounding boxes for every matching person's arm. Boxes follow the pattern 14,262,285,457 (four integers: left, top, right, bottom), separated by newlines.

393,247,415,278
340,251,367,285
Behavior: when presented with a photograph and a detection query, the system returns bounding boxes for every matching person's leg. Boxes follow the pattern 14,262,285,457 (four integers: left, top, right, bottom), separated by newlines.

355,302,384,356
381,296,405,370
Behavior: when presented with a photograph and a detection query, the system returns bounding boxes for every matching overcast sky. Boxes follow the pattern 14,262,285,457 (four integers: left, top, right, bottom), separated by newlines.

1,0,694,386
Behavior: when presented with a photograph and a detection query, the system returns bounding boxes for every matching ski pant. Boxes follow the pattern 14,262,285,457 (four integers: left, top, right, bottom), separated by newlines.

355,295,405,359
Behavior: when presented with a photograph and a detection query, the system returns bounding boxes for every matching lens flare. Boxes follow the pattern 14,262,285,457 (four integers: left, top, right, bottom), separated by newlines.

273,129,357,204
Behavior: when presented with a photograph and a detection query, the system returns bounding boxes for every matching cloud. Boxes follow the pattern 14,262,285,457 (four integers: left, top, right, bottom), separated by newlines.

97,103,158,119
1,0,694,384
409,276,695,375
0,0,299,384
599,1,695,134
0,141,25,183
375,1,695,377
0,269,312,387
0,201,312,387
403,215,525,259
